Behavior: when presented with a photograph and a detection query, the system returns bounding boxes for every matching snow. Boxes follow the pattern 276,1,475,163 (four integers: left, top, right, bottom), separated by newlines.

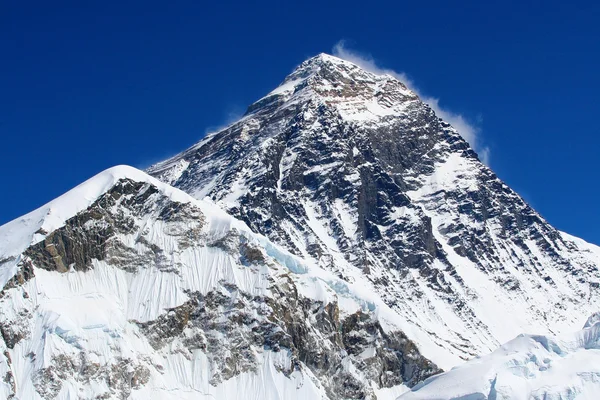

399,320,600,400
221,175,248,207
374,383,410,400
265,78,304,98
6,268,330,400
140,351,328,400
402,149,600,367
560,231,600,262
0,166,191,256
303,161,343,175
303,202,342,252
0,168,321,399
155,158,190,185
333,199,357,238
336,97,412,122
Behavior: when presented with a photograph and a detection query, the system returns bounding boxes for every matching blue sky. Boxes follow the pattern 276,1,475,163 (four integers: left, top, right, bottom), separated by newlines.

1,1,599,244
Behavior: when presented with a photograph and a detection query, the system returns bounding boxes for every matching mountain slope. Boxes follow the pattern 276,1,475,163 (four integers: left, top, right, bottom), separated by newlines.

0,166,438,400
148,53,600,369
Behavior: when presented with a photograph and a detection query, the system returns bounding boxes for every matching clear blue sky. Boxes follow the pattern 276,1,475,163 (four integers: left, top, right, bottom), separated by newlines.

1,1,599,244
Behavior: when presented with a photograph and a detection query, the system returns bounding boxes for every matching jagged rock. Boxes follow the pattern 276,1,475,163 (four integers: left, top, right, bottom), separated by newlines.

22,178,205,275
138,279,439,399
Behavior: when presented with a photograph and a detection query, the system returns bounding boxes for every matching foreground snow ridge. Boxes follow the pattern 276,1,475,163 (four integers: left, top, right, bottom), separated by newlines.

0,165,437,399
400,316,600,400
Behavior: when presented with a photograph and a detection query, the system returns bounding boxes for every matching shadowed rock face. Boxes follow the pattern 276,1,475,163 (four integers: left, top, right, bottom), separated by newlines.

148,59,466,304
151,88,452,276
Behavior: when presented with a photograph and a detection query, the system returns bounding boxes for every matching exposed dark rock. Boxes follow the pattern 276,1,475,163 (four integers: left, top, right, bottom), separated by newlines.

0,258,34,297
31,353,151,400
3,351,15,400
147,53,600,367
22,178,205,274
137,275,440,399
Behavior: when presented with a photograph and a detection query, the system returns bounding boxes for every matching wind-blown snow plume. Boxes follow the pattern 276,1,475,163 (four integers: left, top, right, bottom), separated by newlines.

332,41,490,165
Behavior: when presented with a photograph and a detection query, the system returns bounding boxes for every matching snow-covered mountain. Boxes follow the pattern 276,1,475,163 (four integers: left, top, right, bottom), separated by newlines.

1,53,600,399
148,53,600,367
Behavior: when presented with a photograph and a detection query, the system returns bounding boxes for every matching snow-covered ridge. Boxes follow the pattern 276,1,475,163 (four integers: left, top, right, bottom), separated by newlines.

1,166,187,254
0,166,197,288
246,53,418,122
0,165,309,296
0,165,439,399
400,318,600,399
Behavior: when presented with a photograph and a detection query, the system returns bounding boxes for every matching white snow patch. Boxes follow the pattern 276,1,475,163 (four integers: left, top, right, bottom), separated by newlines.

400,320,600,400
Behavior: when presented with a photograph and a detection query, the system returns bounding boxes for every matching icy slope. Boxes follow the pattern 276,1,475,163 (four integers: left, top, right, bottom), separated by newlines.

399,316,600,400
0,165,437,400
148,53,600,369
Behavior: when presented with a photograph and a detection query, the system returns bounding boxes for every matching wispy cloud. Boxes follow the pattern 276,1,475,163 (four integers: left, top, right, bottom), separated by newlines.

137,106,245,171
332,41,490,165
332,41,415,86
203,106,245,136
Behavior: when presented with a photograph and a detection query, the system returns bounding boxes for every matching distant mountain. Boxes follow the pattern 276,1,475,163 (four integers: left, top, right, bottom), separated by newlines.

1,54,599,399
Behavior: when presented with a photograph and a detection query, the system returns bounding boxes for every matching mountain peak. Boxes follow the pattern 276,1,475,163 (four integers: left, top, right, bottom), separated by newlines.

296,52,353,70
0,165,194,284
3,50,600,399
246,52,417,119
284,52,379,86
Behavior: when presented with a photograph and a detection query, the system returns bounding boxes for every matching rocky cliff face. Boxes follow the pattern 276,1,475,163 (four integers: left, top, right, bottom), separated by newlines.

0,167,438,400
149,53,600,367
